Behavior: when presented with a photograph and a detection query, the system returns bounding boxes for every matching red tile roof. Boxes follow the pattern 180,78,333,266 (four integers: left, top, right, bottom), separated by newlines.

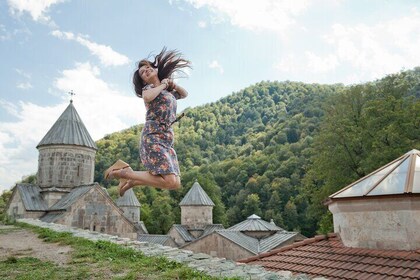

239,233,420,280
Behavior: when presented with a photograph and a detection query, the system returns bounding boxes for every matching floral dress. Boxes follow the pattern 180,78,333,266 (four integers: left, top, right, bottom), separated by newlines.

140,84,181,176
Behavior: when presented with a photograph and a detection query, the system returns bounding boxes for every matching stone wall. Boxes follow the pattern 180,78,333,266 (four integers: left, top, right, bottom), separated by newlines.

119,206,140,224
329,196,420,250
18,218,317,280
37,145,95,188
54,188,137,239
181,205,213,228
182,232,254,261
168,226,187,246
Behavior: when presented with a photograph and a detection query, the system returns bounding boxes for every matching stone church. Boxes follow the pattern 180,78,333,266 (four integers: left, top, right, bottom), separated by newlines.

6,100,147,238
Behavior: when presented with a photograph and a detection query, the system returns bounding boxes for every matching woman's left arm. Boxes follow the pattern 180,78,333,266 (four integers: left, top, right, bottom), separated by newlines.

169,80,188,99
174,83,188,99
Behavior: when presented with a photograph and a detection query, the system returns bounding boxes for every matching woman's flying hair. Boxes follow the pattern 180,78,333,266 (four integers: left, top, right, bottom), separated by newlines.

133,47,191,98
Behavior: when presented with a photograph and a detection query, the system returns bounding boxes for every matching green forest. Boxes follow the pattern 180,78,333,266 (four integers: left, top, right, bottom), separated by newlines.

13,68,419,237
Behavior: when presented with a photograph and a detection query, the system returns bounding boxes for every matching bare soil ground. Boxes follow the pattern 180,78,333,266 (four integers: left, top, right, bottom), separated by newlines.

0,225,72,265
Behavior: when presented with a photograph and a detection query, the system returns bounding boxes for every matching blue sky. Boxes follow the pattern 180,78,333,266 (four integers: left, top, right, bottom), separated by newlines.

1,0,419,193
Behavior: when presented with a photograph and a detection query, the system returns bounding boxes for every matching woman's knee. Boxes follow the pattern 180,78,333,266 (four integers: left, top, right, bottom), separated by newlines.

163,175,180,190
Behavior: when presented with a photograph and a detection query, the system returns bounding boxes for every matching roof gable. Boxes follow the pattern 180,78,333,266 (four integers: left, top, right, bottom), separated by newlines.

37,101,97,150
49,185,93,210
179,181,215,206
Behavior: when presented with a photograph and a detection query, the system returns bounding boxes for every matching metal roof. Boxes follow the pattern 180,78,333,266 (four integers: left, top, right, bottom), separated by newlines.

116,188,141,207
202,224,225,236
37,101,97,150
217,230,258,253
49,185,93,210
172,224,195,242
136,221,149,234
217,230,299,254
16,184,48,211
40,212,65,223
330,149,420,199
227,214,285,232
179,181,215,206
137,234,174,246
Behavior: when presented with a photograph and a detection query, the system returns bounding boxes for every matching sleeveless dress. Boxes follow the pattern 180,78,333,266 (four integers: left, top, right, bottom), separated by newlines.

140,84,181,176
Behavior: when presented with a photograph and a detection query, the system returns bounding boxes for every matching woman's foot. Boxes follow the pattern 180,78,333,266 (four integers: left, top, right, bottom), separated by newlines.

119,179,134,197
104,160,130,180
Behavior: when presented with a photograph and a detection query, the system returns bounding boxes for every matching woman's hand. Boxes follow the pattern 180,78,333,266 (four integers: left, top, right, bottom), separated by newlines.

161,78,170,89
167,79,176,91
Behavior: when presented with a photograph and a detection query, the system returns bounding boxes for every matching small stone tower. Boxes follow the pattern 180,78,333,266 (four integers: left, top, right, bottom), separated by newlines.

36,101,97,206
116,188,141,224
179,180,215,229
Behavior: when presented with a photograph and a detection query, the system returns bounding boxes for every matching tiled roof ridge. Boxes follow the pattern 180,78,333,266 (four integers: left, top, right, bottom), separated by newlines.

240,233,332,263
250,252,420,279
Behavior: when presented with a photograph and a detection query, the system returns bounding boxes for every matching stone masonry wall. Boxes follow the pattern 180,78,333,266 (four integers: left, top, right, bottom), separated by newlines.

329,196,420,250
182,232,254,261
18,218,319,280
37,145,95,188
55,188,137,239
181,205,213,228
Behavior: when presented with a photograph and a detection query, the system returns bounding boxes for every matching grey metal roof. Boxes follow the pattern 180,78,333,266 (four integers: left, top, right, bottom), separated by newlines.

135,221,149,234
330,149,420,199
172,224,195,242
179,181,215,206
217,230,299,254
137,234,174,246
116,188,141,207
49,185,94,210
228,214,285,232
202,224,225,236
16,184,48,211
259,231,299,252
217,230,259,254
37,101,97,150
40,212,65,223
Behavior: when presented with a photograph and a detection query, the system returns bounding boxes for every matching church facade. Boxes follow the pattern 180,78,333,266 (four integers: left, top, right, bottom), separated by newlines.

6,101,145,238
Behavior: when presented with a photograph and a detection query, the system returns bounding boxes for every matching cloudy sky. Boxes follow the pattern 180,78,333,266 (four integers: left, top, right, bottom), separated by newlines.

1,0,419,193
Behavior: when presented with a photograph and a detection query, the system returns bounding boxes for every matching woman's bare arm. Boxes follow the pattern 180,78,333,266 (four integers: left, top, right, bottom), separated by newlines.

142,82,168,103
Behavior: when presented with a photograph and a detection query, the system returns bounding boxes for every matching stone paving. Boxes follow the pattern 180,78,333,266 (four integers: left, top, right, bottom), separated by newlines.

18,218,327,280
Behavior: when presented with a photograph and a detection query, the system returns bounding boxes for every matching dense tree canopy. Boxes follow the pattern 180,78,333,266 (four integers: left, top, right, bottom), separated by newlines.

94,68,420,236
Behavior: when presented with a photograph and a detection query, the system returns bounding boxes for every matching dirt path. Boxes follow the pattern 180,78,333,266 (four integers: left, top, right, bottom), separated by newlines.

0,225,72,265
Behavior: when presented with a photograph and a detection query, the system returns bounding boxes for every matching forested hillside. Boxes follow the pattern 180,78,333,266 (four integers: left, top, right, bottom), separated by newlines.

94,68,420,236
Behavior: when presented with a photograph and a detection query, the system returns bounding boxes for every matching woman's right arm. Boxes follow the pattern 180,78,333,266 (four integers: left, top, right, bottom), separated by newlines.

142,82,168,103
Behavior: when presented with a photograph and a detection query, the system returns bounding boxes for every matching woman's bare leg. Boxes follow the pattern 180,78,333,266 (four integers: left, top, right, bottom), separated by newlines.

110,169,181,195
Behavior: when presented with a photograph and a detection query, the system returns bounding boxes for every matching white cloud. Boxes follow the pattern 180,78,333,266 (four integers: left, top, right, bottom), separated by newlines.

51,30,130,67
17,82,33,89
0,62,144,193
181,0,309,37
275,10,420,84
209,60,224,74
7,0,64,24
198,20,207,28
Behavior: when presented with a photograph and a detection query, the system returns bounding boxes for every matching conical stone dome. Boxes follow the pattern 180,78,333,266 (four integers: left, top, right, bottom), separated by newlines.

37,101,96,188
37,101,97,149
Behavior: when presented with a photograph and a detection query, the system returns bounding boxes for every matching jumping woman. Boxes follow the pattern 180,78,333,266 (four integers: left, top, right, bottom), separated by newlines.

104,48,190,196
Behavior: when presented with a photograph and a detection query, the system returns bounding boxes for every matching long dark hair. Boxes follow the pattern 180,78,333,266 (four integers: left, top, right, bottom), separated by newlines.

133,47,191,98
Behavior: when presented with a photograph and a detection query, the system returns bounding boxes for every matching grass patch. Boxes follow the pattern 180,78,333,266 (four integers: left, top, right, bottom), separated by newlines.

1,222,240,280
